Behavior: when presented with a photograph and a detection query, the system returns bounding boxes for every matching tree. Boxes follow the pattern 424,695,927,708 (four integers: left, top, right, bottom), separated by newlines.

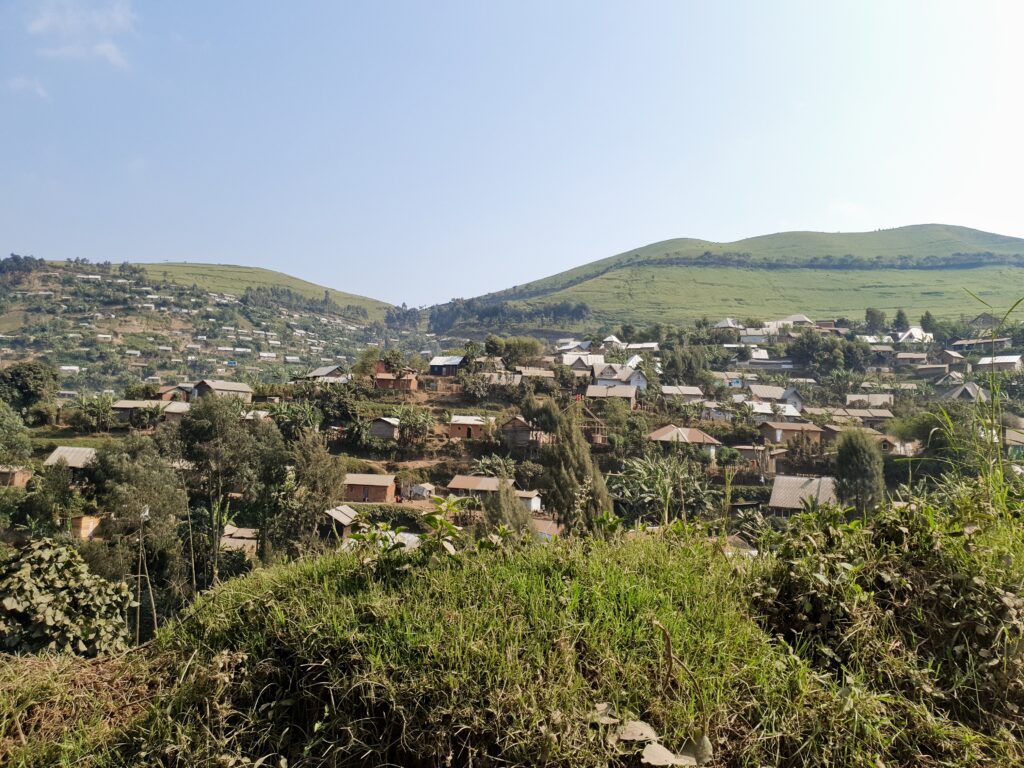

541,405,610,532
0,401,31,466
178,396,260,585
0,538,133,656
482,481,531,534
0,361,57,412
609,453,721,526
81,436,190,636
893,308,909,332
472,454,516,478
394,406,435,449
265,429,343,556
920,311,937,333
864,308,887,334
835,430,885,514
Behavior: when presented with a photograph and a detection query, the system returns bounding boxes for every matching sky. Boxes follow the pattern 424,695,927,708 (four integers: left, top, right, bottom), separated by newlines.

2,1,1023,306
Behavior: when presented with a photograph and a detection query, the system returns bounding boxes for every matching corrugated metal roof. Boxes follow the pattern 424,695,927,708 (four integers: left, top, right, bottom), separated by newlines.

324,504,358,526
344,473,396,487
446,475,510,492
648,425,721,445
769,475,837,510
44,446,97,469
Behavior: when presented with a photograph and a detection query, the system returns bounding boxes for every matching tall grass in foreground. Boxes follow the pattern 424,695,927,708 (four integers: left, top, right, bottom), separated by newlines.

4,528,1022,767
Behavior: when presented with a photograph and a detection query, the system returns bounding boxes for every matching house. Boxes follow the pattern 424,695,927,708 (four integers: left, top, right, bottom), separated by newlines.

585,384,637,407
976,355,1023,373
624,342,660,353
563,353,605,371
647,425,721,459
939,382,989,403
515,366,556,380
895,352,928,368
44,446,98,470
950,337,1011,352
744,401,803,423
501,415,553,450
408,482,436,500
602,334,625,349
593,363,648,391
191,379,253,402
344,473,397,503
732,445,786,477
448,414,494,440
220,525,258,557
768,475,838,512
710,371,744,388
894,326,933,344
556,339,593,353
758,421,824,445
913,364,949,378
374,370,418,391
483,371,523,387
939,349,968,367
322,504,358,539
70,515,103,541
428,355,467,377
801,407,894,428
659,385,704,402
301,364,350,383
112,399,191,424
158,384,192,401
747,383,786,402
368,416,401,441
446,475,542,512
715,317,744,330
0,465,32,488
845,393,894,408
933,371,964,387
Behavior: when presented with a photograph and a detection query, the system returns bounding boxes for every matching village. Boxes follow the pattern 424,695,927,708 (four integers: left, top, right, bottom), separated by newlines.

3,265,1023,568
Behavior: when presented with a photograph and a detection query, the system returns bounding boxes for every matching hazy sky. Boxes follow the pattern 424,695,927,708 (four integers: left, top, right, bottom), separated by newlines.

2,1,1023,305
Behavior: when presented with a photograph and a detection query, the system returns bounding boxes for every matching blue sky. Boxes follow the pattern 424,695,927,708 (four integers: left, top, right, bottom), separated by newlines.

2,1,1023,306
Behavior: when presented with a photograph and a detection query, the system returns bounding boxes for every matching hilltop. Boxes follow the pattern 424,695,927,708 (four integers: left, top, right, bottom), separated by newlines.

431,224,1024,332
128,262,392,322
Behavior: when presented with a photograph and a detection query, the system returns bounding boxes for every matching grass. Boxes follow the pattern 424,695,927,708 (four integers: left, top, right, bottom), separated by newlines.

2,531,1018,766
130,262,392,321
461,224,1024,326
509,264,1024,325
29,427,120,453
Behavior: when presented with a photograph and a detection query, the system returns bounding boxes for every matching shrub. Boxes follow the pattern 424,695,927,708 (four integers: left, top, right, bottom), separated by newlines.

0,539,133,656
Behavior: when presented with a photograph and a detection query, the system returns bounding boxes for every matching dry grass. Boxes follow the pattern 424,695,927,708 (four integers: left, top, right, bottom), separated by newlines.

0,652,155,766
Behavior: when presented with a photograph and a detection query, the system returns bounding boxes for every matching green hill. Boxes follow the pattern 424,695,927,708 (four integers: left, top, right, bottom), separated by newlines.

132,262,392,321
473,224,1024,326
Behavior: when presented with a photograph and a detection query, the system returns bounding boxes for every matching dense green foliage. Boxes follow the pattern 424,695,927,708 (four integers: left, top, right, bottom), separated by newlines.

0,539,133,656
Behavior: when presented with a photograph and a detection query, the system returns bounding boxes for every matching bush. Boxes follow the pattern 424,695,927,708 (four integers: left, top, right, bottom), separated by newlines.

0,539,133,656
751,494,1024,734
30,532,1018,767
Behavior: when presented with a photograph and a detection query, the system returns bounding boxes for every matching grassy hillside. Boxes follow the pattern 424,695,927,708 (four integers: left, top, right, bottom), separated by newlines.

521,264,1024,326
4,515,1023,766
476,224,1024,325
132,262,392,321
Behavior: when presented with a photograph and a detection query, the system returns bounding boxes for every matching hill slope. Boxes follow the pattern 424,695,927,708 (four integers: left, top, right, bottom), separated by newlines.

132,262,391,321
470,224,1024,326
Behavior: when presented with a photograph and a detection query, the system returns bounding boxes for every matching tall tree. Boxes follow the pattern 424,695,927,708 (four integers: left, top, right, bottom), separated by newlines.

893,308,909,332
0,401,31,466
482,481,532,534
541,406,610,533
835,430,885,514
864,308,887,334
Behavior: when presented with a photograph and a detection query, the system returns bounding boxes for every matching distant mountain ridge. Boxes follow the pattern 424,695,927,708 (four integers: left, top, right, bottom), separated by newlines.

428,224,1024,330
482,224,1024,304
